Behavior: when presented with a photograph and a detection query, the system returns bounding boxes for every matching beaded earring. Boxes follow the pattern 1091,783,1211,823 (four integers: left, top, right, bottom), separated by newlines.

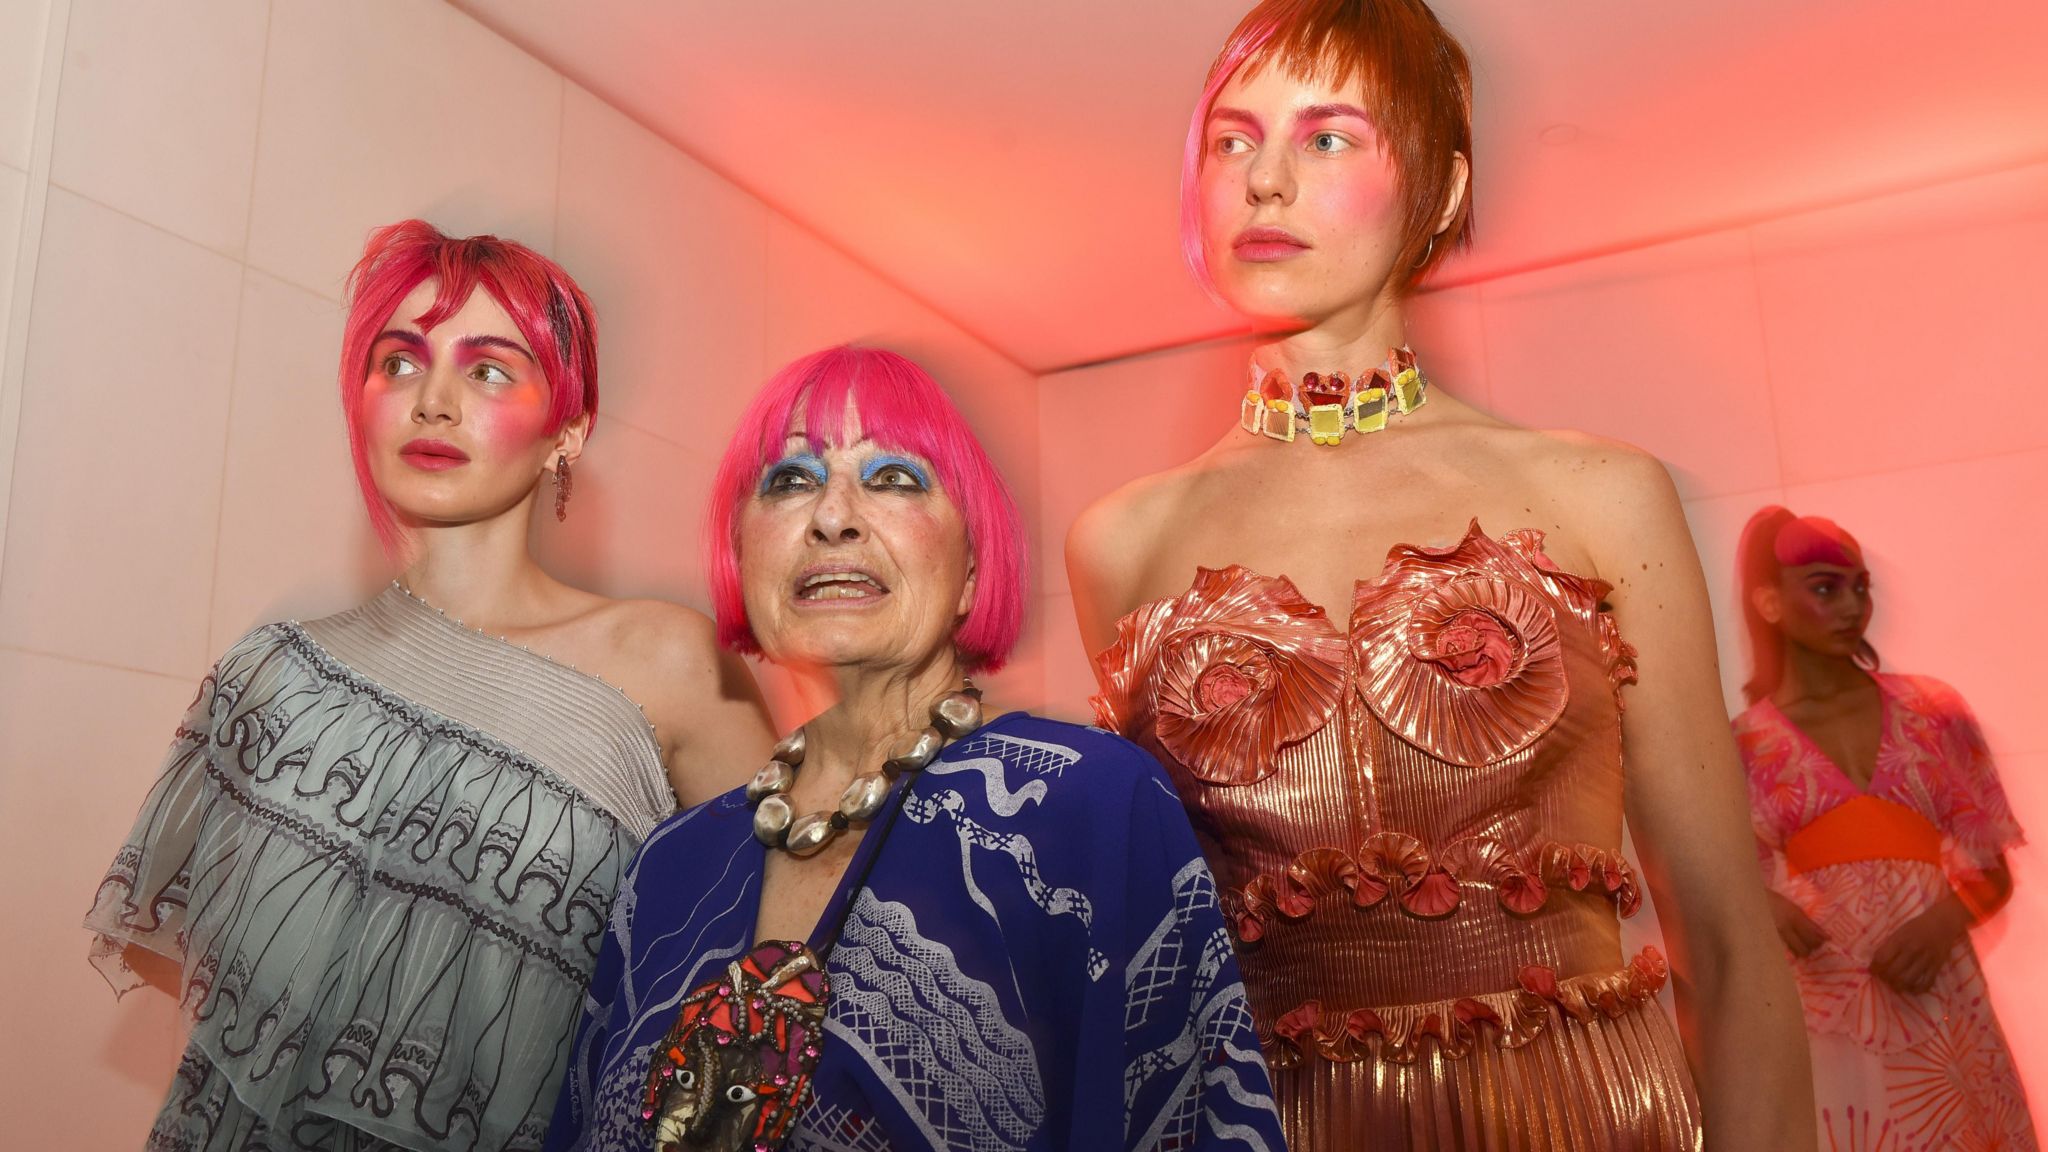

553,453,572,521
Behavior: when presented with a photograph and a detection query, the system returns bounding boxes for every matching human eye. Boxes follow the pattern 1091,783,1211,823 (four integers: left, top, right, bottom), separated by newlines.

1309,131,1351,154
1212,133,1253,158
759,456,825,495
380,352,420,378
469,361,513,385
861,455,930,491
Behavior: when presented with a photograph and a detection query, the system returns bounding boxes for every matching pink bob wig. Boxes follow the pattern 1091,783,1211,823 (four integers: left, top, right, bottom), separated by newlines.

1180,0,1474,298
704,345,1027,675
338,219,600,552
1737,505,1879,705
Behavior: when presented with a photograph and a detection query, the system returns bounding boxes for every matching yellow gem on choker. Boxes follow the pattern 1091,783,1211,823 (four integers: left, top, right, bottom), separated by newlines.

1242,347,1426,445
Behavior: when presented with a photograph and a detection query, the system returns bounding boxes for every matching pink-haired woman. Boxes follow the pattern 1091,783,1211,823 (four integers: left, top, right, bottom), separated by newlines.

85,221,775,1151
543,346,1283,1152
1734,508,2036,1150
1071,0,1811,1148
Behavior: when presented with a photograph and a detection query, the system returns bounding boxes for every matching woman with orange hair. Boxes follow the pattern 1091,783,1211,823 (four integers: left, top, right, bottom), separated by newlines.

1734,507,2035,1151
1071,0,1812,1147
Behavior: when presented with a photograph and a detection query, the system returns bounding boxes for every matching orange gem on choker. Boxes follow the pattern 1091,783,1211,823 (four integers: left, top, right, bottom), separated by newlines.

1239,346,1428,445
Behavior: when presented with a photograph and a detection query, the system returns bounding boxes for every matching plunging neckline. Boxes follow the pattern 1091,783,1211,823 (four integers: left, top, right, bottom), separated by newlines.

1765,677,1890,795
744,711,1024,956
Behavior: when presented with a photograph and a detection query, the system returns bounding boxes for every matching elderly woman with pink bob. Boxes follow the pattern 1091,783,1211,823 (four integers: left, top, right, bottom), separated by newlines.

544,345,1283,1152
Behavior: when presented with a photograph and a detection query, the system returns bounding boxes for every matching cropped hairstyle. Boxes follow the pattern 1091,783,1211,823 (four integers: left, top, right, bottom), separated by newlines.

339,219,600,552
705,346,1026,675
1181,0,1474,296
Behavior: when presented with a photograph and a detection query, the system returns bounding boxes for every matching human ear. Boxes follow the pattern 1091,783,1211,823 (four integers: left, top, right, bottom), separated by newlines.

955,561,978,620
551,413,592,471
1434,152,1470,235
1750,585,1784,627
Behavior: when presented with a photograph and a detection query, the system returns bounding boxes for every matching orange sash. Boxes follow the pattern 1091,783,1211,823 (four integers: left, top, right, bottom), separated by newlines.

1784,794,1943,876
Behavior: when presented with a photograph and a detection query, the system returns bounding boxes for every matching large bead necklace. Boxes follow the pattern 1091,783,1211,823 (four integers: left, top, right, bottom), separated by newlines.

747,680,983,857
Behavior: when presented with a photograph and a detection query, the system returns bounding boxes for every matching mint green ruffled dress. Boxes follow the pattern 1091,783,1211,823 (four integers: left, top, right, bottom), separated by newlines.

86,586,676,1151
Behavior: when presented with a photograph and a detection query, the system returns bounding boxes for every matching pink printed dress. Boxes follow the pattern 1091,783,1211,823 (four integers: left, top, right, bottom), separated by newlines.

1737,673,2037,1152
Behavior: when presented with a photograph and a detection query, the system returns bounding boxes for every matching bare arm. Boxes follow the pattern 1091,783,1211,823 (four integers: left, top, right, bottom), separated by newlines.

1065,488,1152,660
1583,450,1815,1151
632,605,777,810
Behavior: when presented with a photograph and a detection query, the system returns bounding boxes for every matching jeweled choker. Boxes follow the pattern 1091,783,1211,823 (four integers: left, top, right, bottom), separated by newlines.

1239,345,1428,445
748,679,983,857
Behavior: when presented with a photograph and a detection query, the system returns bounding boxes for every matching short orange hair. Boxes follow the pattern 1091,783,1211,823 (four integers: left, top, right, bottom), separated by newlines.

1182,0,1474,295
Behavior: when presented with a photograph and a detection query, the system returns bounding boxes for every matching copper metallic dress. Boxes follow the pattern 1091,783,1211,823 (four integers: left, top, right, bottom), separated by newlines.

1093,523,1704,1150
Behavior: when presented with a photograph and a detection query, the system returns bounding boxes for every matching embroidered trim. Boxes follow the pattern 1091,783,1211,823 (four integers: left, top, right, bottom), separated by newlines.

274,623,627,828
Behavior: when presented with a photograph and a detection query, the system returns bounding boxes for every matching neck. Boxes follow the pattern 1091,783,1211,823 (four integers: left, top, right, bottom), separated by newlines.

395,491,553,630
1250,295,1408,381
1772,642,1869,706
783,654,973,780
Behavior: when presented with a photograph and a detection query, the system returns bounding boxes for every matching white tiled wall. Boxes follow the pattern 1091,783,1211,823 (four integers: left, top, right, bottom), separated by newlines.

0,189,242,680
0,0,50,173
48,0,268,259
0,1,1042,1143
246,0,564,296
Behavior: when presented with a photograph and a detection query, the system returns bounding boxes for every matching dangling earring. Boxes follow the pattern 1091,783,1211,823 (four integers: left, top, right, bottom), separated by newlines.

552,453,572,521
1416,233,1437,269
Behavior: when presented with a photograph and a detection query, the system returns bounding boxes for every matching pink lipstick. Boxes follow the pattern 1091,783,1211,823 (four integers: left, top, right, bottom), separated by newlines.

1232,225,1310,262
399,438,469,471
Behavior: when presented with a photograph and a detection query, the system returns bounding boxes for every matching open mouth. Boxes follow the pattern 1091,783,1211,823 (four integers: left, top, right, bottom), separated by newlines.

794,569,889,602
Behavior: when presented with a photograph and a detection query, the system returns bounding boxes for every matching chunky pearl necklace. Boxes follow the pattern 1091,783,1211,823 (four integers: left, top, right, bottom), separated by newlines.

747,680,984,857
1239,345,1428,446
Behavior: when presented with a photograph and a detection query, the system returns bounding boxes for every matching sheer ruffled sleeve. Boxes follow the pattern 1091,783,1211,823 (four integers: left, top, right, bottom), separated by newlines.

84,675,217,994
1732,705,1796,895
1921,679,2026,880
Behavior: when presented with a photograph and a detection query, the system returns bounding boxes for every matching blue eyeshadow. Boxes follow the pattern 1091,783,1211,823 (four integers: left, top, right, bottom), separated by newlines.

861,453,931,487
758,452,827,494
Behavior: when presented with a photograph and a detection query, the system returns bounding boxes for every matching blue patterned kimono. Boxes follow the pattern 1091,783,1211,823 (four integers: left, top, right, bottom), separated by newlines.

545,712,1283,1152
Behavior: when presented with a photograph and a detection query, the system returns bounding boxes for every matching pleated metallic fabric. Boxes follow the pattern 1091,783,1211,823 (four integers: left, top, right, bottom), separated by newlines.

85,586,674,1151
1094,521,1704,1151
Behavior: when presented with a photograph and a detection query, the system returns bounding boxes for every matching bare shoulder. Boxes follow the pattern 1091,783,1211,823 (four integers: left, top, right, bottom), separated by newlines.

1066,465,1190,599
589,598,724,685
1503,428,1688,575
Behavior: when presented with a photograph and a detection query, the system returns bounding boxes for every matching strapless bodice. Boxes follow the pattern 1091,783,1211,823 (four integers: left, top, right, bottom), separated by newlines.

1092,521,1665,1065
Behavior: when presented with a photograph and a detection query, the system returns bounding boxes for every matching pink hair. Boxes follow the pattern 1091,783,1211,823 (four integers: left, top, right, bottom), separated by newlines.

338,220,600,552
1179,0,1475,298
1737,505,1878,705
704,345,1027,674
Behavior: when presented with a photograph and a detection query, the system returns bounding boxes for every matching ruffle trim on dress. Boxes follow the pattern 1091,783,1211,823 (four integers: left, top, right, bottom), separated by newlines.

1263,946,1671,1067
1223,836,1642,942
83,624,636,1150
